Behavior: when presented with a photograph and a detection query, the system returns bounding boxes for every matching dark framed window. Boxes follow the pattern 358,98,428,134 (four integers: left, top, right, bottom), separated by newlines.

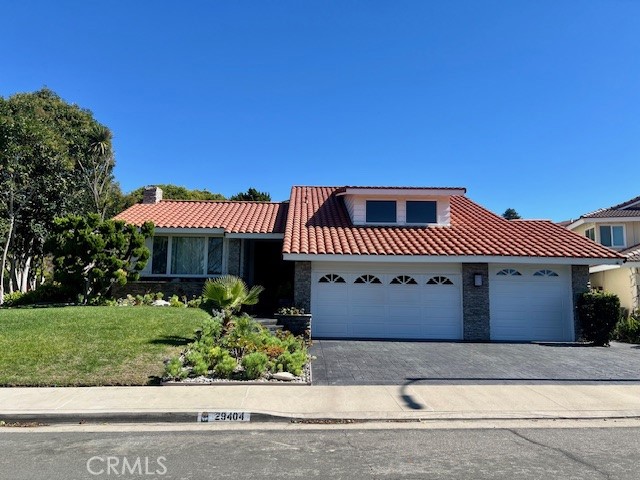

366,200,396,223
406,201,437,224
207,238,224,275
151,236,168,274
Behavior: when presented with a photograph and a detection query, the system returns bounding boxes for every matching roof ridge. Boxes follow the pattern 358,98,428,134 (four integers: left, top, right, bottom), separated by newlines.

610,194,640,210
156,199,286,205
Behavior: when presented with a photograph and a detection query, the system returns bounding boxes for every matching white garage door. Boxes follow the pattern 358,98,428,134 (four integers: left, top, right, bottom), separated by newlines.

311,263,462,339
489,265,573,342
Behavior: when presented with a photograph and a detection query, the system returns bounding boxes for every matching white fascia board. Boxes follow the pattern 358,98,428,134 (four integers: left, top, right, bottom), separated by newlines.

153,227,225,235
572,217,640,225
589,264,622,273
282,253,624,266
225,233,284,239
566,218,586,230
336,188,466,197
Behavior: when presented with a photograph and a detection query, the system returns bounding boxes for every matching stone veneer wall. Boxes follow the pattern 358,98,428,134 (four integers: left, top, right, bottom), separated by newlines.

462,263,490,341
571,264,590,341
631,267,640,311
294,261,312,312
227,239,242,277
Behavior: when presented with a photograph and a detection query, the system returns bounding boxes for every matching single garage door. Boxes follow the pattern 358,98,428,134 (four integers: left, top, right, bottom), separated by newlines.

489,265,573,342
311,263,463,339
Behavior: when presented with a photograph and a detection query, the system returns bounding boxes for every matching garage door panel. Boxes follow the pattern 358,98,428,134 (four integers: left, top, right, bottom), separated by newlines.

490,265,572,342
312,264,462,340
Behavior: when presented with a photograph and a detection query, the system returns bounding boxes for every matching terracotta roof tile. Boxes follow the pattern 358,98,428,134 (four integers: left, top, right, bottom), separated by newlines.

621,243,640,262
582,194,640,218
115,200,287,234
283,186,622,259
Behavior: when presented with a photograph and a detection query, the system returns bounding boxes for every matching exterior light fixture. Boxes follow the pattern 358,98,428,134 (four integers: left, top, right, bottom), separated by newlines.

474,274,483,287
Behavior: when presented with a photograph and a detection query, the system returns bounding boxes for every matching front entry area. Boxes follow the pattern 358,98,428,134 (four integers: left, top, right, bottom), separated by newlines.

311,262,463,339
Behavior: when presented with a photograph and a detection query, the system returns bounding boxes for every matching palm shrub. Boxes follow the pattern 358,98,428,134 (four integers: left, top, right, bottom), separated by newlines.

614,309,640,344
202,275,264,328
577,291,621,346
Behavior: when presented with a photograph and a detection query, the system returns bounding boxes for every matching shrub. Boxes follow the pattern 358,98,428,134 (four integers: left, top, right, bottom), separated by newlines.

5,283,71,306
577,291,621,346
242,352,269,380
214,351,237,378
169,295,185,308
276,306,305,315
2,291,24,307
273,350,307,376
614,309,640,344
165,357,187,380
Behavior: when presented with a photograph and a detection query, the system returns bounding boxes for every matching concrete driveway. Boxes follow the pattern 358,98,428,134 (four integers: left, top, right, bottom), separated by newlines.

309,340,640,385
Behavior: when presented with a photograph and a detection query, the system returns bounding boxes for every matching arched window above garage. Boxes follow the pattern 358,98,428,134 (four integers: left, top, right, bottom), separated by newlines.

427,276,454,285
533,269,559,277
496,268,522,276
318,274,346,283
390,275,418,285
354,275,382,284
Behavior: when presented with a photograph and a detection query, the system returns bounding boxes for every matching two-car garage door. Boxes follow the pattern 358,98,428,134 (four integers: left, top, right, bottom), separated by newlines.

311,262,574,342
311,263,463,339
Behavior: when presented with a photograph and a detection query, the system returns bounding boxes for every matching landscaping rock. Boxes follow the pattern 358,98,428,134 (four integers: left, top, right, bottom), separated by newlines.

271,372,296,381
152,300,171,307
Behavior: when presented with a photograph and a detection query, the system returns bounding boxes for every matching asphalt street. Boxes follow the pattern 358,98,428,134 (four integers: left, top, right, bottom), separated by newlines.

0,425,638,479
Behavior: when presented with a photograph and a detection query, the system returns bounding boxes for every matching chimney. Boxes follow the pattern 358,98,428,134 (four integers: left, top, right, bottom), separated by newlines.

143,186,163,204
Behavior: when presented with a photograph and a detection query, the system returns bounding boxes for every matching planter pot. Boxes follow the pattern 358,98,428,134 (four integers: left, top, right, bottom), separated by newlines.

274,313,312,338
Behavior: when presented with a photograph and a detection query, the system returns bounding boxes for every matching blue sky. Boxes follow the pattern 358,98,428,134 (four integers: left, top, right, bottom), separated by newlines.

2,1,638,220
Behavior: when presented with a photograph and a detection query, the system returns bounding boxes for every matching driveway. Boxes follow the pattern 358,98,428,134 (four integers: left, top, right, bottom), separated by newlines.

309,340,640,385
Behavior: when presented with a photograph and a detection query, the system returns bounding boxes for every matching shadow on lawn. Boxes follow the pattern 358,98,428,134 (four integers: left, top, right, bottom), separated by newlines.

149,335,193,347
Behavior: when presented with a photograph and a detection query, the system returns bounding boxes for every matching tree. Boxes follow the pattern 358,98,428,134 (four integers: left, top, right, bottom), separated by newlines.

119,184,226,210
202,275,264,328
229,187,271,202
0,88,120,302
502,208,522,220
45,214,154,302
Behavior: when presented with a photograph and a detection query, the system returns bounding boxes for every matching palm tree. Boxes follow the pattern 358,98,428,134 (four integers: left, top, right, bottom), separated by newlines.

202,275,264,327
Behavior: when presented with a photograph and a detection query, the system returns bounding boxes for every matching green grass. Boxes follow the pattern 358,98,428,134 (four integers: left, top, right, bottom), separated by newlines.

0,306,210,386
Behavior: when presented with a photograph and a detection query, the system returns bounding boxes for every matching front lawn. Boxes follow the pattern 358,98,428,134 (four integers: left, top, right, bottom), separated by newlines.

0,306,210,386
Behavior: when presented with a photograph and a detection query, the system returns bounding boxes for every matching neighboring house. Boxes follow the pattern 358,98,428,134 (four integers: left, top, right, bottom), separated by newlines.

115,185,622,342
567,195,640,312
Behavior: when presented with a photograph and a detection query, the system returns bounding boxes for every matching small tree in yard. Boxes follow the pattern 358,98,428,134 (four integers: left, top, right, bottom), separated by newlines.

46,214,154,302
202,275,264,328
577,291,621,346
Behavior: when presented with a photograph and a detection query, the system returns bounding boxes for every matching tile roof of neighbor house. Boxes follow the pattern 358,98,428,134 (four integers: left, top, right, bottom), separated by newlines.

581,194,640,218
283,186,622,259
114,200,288,234
621,244,640,262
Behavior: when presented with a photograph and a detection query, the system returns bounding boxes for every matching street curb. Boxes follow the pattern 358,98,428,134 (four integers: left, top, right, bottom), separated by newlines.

2,411,640,425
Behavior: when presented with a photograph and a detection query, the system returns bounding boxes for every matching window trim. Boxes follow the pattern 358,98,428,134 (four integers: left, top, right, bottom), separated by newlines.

598,224,626,248
584,227,595,241
365,200,397,224
405,200,438,225
147,234,227,277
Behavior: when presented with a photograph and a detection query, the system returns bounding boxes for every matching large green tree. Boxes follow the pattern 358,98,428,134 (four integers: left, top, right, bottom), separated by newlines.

46,214,154,302
229,187,271,202
0,88,118,303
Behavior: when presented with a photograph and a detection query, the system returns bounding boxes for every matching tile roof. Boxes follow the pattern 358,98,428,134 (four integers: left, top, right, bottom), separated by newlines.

114,200,288,234
621,244,640,262
582,194,640,218
283,186,621,259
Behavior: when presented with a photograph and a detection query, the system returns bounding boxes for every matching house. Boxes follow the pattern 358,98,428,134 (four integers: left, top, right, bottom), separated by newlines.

115,185,623,342
566,195,640,312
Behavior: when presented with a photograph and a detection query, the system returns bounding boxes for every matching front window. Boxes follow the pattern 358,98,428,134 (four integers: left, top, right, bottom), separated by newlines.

584,228,595,241
599,225,624,247
171,237,205,274
366,200,396,223
406,201,437,223
150,236,224,275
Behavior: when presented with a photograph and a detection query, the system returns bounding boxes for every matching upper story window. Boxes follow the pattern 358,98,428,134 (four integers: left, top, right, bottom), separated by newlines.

406,201,437,224
366,201,396,223
584,228,595,241
599,225,624,247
